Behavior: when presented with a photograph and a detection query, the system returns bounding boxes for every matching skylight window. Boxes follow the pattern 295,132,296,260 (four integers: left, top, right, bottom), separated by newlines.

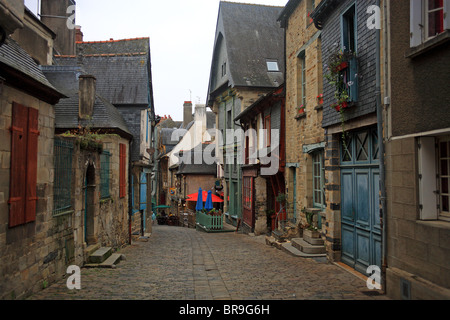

267,61,279,72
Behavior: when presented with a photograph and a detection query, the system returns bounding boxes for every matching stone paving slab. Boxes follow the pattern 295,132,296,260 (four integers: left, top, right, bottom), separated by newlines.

27,225,389,301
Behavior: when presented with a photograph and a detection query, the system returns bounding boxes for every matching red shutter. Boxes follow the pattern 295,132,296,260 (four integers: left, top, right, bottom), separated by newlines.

119,143,126,198
9,103,28,227
25,107,39,223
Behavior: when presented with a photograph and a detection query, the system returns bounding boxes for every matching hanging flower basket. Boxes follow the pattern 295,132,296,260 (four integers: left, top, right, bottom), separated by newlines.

334,61,349,72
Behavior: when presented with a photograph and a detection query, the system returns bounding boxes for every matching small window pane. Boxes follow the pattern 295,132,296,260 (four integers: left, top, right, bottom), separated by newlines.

267,61,279,72
442,196,449,212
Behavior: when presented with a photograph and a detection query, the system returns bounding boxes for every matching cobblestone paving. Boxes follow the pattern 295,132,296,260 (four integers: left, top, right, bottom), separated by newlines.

28,225,389,300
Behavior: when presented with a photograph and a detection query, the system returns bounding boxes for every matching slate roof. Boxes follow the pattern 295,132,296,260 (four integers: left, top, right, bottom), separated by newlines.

41,65,131,137
0,38,60,93
176,143,217,176
210,2,285,92
55,37,152,106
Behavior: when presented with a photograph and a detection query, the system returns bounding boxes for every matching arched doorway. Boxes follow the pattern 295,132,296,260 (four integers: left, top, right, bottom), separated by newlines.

84,163,97,245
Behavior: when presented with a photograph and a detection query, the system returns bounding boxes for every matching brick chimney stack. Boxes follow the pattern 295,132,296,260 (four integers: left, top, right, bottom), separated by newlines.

79,75,96,120
183,101,193,128
75,25,83,42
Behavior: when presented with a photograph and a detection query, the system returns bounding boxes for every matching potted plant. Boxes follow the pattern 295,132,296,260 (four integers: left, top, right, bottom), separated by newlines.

302,208,321,239
317,94,324,105
297,104,305,114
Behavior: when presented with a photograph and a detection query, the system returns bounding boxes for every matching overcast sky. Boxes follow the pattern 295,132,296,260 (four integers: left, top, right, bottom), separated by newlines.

25,0,288,121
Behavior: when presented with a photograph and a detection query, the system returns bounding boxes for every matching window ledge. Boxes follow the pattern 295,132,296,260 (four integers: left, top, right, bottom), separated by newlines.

406,30,450,59
295,112,307,120
416,219,450,231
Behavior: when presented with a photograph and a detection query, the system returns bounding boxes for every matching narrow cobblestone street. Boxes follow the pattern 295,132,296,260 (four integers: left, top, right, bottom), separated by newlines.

28,225,388,301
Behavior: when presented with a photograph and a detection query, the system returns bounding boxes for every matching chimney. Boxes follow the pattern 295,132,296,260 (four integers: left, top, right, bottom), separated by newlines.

40,0,76,55
183,101,193,128
75,25,83,42
79,75,96,120
194,104,207,146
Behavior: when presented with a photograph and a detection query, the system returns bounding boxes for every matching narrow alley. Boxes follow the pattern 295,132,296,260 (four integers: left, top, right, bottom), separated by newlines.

28,225,388,301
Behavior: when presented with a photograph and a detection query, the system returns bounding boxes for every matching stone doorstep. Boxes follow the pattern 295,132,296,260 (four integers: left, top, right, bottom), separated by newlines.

84,253,124,269
88,247,112,264
85,244,101,258
281,242,327,259
265,236,285,250
291,238,326,255
303,233,324,246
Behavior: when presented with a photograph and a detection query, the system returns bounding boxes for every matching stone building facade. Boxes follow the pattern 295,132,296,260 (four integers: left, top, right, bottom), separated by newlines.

0,27,65,298
207,2,285,226
384,0,450,299
278,0,326,233
310,0,385,275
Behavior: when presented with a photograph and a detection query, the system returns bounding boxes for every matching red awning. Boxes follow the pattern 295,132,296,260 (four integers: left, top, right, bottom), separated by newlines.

186,191,224,203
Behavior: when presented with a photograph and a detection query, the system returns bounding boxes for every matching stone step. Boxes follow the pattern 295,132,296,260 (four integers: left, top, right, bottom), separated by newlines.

281,242,326,259
265,236,284,250
85,244,101,257
88,247,112,264
272,229,286,241
85,253,124,269
303,233,324,246
291,238,326,255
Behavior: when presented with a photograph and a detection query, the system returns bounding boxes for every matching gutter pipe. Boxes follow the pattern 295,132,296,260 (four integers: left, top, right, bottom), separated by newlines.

375,0,388,292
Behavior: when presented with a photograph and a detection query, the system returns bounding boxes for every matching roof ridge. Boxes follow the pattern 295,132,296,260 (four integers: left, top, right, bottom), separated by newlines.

221,1,284,8
76,37,149,44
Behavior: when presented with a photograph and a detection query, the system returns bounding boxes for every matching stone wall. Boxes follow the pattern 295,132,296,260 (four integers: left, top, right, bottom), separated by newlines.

284,0,326,225
0,83,131,299
0,84,59,299
385,137,450,299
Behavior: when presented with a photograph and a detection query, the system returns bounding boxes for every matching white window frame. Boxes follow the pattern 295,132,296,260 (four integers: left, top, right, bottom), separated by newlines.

418,136,450,221
410,0,450,47
438,136,450,220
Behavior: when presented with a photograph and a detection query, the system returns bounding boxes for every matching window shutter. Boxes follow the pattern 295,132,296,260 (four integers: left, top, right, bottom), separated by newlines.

444,0,450,30
25,107,39,223
349,57,359,102
9,103,28,227
410,0,423,47
119,143,126,198
418,137,438,220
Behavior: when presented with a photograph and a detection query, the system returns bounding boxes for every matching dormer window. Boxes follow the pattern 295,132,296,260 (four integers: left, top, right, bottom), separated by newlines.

266,60,279,72
221,62,227,77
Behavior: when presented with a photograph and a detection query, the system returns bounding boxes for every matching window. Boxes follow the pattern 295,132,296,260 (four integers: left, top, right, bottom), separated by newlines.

438,137,450,219
418,136,450,221
267,60,279,72
243,177,253,210
9,103,39,227
119,143,127,198
426,0,445,39
307,0,316,25
53,138,74,216
297,54,306,108
312,151,326,209
264,115,271,147
342,4,356,53
411,0,450,47
340,4,359,102
100,150,111,199
222,61,227,77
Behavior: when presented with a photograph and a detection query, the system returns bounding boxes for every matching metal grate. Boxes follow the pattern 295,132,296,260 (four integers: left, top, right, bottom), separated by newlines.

53,138,74,216
100,150,111,199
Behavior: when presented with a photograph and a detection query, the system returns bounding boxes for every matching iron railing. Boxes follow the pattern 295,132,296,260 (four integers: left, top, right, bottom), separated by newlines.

53,138,74,216
100,150,111,199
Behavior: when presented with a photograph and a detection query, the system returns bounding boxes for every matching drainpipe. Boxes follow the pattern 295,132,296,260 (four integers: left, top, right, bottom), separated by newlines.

375,0,387,292
128,140,134,245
